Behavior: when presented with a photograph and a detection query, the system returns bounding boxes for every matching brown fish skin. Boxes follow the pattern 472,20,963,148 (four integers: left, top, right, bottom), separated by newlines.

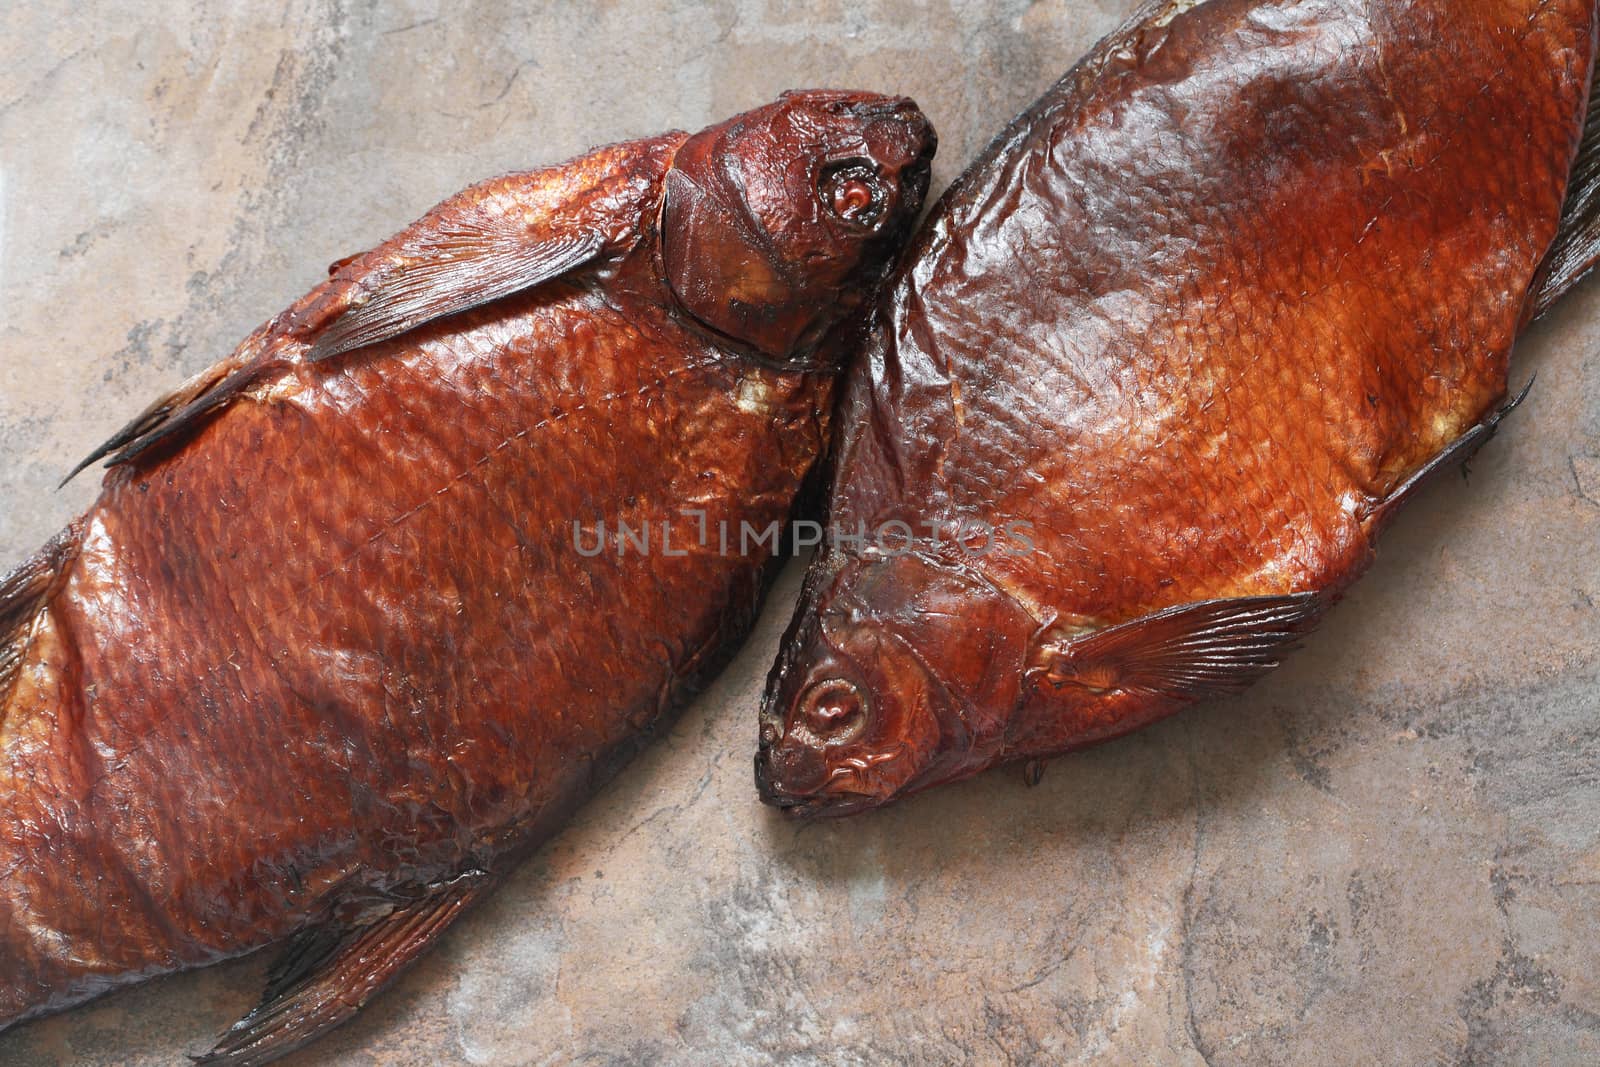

756,0,1600,818
0,90,934,1058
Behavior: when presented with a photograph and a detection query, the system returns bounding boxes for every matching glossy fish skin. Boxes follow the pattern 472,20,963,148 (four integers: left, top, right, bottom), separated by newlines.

757,0,1600,817
0,91,933,1059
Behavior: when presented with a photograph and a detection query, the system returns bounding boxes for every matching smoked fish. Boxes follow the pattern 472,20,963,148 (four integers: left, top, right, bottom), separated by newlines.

0,91,934,1060
756,0,1600,816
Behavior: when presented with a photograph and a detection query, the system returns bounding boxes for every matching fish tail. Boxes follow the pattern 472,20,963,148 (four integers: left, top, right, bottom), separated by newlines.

1531,46,1600,317
0,527,159,1034
1,526,238,1037
0,527,82,1032
0,527,77,728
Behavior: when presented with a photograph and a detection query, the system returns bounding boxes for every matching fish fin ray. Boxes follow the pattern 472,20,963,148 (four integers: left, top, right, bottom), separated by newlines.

68,220,601,482
62,355,270,485
1362,378,1533,535
1034,592,1326,703
69,149,652,482
304,223,606,362
1530,57,1600,318
194,873,490,1066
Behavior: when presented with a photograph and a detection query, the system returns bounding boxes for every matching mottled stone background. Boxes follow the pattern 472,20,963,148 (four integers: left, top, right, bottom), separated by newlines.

1,1,1597,1064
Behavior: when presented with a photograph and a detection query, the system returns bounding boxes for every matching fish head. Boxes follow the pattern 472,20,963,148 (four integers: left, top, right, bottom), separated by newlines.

662,89,935,364
756,551,1033,816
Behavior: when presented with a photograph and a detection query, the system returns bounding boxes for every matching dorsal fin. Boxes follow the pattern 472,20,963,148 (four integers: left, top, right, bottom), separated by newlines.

63,140,664,485
65,212,606,486
1530,57,1600,318
61,355,270,485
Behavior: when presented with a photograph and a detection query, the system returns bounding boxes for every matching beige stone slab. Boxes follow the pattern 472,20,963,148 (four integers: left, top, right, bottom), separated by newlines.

1,2,1596,1064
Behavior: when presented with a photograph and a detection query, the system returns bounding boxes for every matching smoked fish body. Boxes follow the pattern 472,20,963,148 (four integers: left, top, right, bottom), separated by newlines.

0,91,934,1060
757,0,1600,815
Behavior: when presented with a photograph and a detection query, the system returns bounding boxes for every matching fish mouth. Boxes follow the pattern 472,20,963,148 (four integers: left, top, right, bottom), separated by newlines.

753,752,886,818
872,100,936,223
759,787,882,820
899,113,937,195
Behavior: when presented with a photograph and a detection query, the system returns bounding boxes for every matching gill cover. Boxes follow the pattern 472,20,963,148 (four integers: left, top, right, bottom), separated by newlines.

660,91,933,363
757,553,1033,813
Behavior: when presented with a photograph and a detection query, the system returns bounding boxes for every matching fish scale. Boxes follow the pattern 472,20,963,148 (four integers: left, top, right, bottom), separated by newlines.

758,0,1600,817
0,90,936,1062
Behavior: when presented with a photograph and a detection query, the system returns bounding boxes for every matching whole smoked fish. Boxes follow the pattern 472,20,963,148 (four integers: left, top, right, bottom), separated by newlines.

757,0,1600,816
0,91,934,1059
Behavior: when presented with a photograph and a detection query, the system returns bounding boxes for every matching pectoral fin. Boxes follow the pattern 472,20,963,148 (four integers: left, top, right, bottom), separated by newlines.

195,873,491,1066
1031,592,1325,703
305,223,606,362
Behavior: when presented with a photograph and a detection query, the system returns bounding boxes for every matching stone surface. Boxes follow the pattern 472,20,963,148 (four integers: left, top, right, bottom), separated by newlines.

1,2,1597,1064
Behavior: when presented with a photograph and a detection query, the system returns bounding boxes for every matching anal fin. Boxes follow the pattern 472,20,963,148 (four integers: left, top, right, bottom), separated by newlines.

1530,59,1600,318
1030,591,1326,704
195,872,491,1066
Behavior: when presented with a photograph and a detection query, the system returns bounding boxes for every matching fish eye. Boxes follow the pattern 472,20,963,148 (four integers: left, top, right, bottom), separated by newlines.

819,160,887,226
797,677,869,743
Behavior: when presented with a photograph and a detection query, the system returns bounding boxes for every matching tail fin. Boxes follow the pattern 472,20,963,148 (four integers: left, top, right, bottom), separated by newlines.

1531,56,1600,317
0,529,76,712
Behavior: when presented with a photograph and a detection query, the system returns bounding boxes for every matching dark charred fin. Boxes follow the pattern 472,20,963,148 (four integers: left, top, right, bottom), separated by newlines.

0,530,75,708
305,227,606,363
61,358,268,486
195,873,490,1066
1530,56,1600,318
1032,592,1326,703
